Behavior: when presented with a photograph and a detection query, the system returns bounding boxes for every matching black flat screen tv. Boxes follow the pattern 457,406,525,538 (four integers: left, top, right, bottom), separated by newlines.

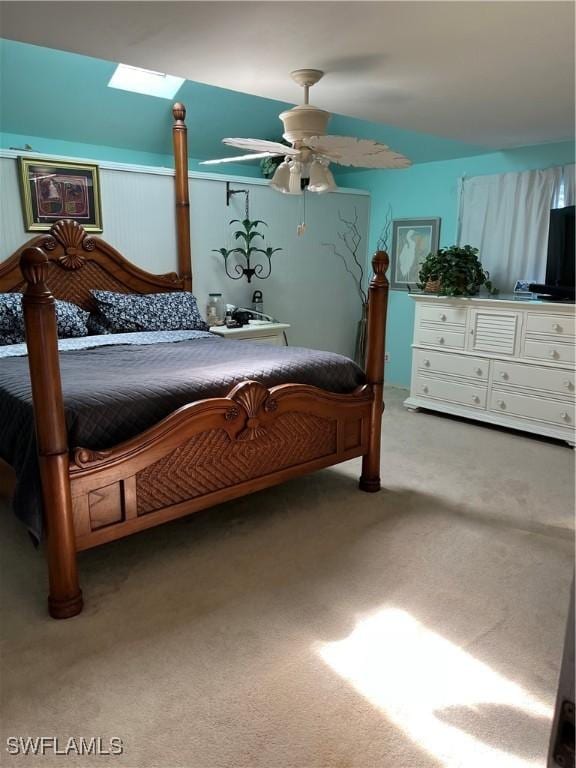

530,206,575,300
546,205,575,288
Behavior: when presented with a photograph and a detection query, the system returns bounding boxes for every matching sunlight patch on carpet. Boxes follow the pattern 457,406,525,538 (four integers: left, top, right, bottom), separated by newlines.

316,608,551,768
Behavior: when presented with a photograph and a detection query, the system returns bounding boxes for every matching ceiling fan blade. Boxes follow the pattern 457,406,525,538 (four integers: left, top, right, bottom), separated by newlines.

200,152,284,166
306,135,411,169
223,137,299,156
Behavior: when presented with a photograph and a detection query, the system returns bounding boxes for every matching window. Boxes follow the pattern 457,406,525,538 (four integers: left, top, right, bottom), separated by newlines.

555,177,566,209
108,64,184,99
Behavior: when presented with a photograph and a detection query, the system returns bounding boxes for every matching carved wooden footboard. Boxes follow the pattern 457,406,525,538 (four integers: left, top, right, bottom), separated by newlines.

69,380,372,550
8,241,387,618
7,240,387,618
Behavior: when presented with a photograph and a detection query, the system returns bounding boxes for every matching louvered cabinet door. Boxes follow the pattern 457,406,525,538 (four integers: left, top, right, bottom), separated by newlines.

468,309,521,356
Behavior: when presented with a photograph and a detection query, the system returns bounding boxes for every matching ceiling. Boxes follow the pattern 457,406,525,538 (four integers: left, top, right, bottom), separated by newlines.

0,37,492,167
1,1,574,150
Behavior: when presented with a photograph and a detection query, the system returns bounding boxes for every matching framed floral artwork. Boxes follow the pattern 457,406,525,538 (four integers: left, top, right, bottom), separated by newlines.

18,158,103,232
390,218,440,290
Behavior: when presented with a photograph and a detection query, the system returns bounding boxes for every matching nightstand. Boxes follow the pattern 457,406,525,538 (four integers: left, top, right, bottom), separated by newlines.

209,322,290,346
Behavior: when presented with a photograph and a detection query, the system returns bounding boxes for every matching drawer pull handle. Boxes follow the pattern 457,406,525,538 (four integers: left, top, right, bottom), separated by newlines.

564,380,573,389
550,350,559,359
561,412,570,421
440,313,447,321
500,372,509,380
497,400,506,409
438,337,445,344
552,323,561,332
422,385,429,394
472,395,480,403
423,359,431,367
475,368,483,376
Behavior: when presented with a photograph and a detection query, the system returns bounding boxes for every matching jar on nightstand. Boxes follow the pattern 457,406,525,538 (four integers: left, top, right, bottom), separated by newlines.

206,293,224,326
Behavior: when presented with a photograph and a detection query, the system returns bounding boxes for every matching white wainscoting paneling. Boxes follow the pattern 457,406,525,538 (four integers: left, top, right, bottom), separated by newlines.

1,154,370,357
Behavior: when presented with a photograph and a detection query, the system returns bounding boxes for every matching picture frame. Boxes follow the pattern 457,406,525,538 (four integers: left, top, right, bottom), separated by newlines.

390,217,440,291
18,158,103,232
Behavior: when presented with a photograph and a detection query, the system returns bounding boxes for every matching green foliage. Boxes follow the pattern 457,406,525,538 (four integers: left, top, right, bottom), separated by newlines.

260,155,284,179
226,219,267,256
259,139,291,179
418,245,498,296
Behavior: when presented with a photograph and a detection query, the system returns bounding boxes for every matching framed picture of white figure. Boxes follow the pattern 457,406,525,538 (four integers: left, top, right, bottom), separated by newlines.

390,218,441,290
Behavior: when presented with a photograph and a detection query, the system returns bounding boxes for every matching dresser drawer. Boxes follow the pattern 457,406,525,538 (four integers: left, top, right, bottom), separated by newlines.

526,313,575,337
490,391,575,427
417,329,466,350
415,349,488,381
524,340,575,365
414,376,487,408
493,360,575,397
419,304,467,327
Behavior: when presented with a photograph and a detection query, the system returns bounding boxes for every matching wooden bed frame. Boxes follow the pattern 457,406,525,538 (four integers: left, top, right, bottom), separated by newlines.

0,104,389,619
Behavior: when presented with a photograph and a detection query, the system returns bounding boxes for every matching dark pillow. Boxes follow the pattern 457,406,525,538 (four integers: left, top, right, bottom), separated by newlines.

0,293,90,345
91,290,209,333
86,313,111,336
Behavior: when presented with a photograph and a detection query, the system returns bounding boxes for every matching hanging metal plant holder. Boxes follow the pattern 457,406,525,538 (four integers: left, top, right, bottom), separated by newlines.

213,185,282,283
214,218,282,283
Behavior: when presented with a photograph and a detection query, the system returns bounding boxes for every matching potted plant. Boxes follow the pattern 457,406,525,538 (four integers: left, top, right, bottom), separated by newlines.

418,245,497,296
260,138,291,179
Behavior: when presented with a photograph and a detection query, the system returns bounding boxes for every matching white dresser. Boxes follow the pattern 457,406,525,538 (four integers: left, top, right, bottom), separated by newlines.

404,295,576,445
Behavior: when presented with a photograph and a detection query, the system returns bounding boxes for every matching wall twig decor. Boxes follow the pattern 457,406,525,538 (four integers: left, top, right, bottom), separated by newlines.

323,208,367,304
323,208,369,365
377,204,393,252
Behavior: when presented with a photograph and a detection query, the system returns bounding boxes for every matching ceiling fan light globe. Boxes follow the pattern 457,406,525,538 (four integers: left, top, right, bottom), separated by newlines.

307,159,337,194
287,161,303,195
269,160,291,193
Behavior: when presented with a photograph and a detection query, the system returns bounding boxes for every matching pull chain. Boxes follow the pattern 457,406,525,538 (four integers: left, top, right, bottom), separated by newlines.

297,189,307,236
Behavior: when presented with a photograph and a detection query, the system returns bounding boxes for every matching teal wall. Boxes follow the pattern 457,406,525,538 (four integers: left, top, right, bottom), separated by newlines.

340,141,576,387
0,131,262,176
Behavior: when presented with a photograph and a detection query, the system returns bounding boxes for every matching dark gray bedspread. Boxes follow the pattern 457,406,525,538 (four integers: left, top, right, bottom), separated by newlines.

0,335,365,540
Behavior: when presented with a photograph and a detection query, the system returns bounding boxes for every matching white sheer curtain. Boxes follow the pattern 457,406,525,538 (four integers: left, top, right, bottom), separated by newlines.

458,164,575,290
553,164,575,208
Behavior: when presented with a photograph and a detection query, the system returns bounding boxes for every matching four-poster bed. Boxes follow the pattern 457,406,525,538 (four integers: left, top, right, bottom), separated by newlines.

0,103,389,619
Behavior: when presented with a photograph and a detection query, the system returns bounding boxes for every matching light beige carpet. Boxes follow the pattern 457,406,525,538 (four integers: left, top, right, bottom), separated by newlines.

0,387,574,768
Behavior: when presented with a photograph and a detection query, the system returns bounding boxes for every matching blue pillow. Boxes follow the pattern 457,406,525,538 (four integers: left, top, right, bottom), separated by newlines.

0,293,90,346
91,290,209,333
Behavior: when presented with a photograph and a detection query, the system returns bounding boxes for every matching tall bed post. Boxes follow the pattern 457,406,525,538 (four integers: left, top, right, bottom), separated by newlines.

359,250,389,492
20,247,83,619
172,102,192,291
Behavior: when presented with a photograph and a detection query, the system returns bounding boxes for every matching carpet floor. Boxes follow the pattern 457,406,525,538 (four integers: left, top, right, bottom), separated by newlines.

0,387,574,768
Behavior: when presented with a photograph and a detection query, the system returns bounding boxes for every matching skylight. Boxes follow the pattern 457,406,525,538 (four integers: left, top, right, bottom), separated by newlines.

108,64,184,99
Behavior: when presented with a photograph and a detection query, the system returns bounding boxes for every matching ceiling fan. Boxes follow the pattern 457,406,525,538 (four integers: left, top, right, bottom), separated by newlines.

201,69,411,194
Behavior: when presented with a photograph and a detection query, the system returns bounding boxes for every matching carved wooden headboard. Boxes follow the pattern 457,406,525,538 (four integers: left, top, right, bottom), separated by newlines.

0,219,185,311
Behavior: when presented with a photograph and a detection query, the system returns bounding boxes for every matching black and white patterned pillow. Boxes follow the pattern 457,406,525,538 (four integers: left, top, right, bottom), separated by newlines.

91,290,209,333
0,293,90,345
87,313,112,336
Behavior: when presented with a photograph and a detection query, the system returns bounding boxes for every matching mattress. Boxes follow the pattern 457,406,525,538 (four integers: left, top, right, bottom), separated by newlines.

0,331,365,540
